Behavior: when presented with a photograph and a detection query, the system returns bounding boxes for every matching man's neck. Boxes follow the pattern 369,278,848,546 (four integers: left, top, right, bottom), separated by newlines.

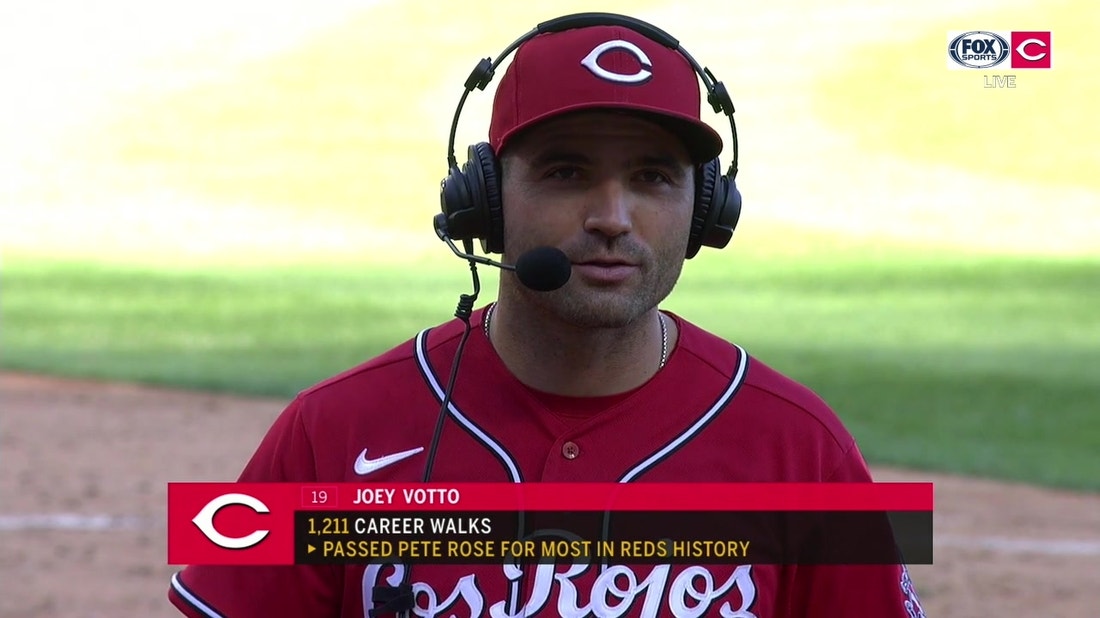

485,300,674,397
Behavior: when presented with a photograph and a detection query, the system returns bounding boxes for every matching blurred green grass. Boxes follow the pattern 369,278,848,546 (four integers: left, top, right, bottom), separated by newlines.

3,250,1097,490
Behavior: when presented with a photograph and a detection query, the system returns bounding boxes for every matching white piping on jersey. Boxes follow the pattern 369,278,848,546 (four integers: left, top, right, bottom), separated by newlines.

414,328,523,484
618,344,749,483
415,327,525,614
170,571,225,618
599,344,748,573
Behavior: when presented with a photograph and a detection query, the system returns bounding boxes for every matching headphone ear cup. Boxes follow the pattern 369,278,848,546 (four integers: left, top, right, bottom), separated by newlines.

439,163,478,242
688,159,742,259
688,159,720,259
469,142,504,254
704,172,741,250
437,142,503,252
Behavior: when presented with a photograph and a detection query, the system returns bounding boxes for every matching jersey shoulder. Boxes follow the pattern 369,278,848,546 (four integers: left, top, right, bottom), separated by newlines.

237,316,474,482
742,354,855,450
677,318,846,436
675,317,866,481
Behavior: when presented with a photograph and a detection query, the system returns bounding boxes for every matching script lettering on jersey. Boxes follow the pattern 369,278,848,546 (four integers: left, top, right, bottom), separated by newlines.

363,562,758,617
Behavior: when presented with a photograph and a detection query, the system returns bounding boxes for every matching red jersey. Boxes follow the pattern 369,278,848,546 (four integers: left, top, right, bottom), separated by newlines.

169,307,926,617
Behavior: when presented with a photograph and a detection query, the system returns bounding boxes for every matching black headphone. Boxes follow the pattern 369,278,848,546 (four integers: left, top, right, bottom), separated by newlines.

436,12,742,260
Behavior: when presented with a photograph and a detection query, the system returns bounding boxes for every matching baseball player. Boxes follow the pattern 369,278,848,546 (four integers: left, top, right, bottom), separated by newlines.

169,14,926,618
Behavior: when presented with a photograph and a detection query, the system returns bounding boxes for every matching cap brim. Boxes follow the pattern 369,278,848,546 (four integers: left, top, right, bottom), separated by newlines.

496,103,724,164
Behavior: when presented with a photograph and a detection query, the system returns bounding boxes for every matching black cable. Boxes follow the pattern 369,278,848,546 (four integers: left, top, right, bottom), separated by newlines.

376,244,482,618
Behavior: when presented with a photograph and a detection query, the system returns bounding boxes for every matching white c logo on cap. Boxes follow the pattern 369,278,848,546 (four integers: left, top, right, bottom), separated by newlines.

192,493,271,549
580,40,653,84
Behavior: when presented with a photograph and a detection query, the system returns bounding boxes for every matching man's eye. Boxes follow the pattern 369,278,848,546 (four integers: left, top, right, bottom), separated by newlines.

546,167,581,180
639,170,671,184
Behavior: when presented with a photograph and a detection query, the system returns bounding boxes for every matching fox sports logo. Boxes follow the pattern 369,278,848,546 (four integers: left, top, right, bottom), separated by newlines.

948,31,1009,68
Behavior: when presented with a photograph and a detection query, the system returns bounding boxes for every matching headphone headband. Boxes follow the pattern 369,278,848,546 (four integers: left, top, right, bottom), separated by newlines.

446,12,738,179
537,13,679,46
438,13,743,259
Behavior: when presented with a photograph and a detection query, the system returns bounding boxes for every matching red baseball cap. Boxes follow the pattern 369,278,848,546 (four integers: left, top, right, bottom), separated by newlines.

489,25,724,163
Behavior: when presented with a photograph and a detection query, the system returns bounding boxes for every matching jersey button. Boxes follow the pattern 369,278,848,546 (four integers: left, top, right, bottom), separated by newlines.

561,441,580,460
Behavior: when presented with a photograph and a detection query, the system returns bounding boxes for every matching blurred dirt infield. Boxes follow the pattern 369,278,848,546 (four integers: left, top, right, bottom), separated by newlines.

2,371,1098,617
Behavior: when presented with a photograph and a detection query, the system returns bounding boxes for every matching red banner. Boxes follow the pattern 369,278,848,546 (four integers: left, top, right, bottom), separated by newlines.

167,482,933,566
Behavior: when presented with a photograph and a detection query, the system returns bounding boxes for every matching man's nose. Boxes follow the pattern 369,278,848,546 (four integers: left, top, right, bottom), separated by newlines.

583,180,633,238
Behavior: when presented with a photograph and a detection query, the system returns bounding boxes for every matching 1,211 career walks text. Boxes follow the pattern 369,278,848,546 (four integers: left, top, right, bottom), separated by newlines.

307,516,492,535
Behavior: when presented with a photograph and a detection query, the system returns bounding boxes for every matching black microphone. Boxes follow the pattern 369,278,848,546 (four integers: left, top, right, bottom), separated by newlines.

433,213,572,292
515,246,572,292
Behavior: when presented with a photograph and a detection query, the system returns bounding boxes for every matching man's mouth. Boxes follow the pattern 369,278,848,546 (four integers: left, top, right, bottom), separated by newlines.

572,259,639,283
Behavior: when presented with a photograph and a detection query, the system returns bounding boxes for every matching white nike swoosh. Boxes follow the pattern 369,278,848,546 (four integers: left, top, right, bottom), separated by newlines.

354,447,425,476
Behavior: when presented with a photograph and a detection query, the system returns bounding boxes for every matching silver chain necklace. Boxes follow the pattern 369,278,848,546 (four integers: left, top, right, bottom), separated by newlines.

483,303,669,370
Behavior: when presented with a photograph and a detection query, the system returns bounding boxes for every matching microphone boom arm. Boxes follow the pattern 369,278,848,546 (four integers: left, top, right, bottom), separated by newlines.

435,214,517,272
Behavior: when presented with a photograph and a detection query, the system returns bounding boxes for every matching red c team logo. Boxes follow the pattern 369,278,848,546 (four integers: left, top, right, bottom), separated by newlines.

191,493,271,549
169,484,293,565
1011,31,1052,69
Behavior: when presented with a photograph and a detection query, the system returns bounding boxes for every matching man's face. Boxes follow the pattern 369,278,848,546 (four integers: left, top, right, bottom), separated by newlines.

499,110,695,328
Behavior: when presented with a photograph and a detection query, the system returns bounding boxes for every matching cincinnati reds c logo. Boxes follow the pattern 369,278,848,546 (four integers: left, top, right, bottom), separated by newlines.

580,39,653,84
1015,38,1047,61
192,493,271,549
